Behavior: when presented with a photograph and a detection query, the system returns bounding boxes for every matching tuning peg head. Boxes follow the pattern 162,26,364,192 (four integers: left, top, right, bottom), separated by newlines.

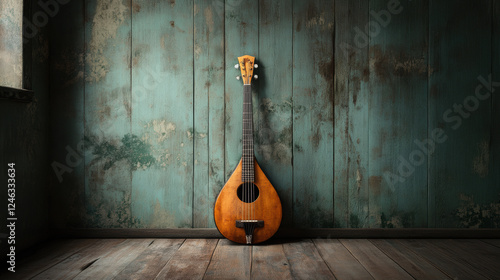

236,76,241,80
234,64,239,69
254,64,258,69
253,74,258,79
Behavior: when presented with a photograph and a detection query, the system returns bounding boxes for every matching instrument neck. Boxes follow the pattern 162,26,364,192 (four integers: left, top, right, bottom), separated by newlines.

242,84,254,182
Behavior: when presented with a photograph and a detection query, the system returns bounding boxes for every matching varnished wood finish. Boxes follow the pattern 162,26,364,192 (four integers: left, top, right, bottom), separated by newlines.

214,159,282,244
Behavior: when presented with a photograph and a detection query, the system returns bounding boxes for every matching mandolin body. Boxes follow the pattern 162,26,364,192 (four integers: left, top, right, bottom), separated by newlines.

214,158,282,244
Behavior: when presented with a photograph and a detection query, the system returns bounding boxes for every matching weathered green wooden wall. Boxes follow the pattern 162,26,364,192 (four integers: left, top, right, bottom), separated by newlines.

48,0,500,229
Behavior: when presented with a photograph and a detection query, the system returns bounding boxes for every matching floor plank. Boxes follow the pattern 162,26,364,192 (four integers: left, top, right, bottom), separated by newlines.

481,239,500,248
423,239,500,279
72,239,153,280
314,239,373,280
32,239,125,280
155,239,218,280
113,239,184,280
369,239,451,279
4,239,97,280
398,239,488,280
282,239,335,279
251,241,292,280
340,239,412,279
203,239,252,280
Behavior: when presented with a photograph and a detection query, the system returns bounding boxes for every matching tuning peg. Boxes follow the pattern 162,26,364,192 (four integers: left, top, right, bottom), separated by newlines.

236,76,241,80
253,74,258,79
254,64,258,69
234,64,239,69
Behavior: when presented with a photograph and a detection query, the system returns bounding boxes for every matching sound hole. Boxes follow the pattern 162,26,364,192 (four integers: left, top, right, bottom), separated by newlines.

237,183,259,203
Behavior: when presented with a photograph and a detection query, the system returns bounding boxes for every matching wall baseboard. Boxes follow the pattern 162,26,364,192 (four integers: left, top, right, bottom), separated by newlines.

52,228,500,239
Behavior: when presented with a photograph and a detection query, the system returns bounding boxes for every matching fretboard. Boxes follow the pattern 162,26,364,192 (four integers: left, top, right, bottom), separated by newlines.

242,85,254,182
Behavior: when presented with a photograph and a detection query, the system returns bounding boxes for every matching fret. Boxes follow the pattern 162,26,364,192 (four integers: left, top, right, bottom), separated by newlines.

241,84,254,181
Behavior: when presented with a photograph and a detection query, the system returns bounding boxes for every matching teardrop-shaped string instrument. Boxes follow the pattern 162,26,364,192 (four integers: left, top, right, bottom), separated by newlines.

214,55,282,244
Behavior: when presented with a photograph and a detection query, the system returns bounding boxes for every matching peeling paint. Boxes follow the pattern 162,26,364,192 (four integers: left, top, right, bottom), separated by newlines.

472,141,489,178
86,0,129,82
144,119,176,143
455,194,500,228
149,199,175,228
85,133,156,170
380,211,415,228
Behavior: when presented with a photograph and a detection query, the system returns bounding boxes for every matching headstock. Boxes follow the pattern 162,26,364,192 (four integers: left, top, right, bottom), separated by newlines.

235,55,258,85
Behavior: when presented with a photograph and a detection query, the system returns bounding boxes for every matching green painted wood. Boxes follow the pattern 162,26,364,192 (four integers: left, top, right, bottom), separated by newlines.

256,0,294,227
292,0,334,228
49,0,86,229
428,0,495,227
368,0,428,228
83,0,133,228
224,0,259,181
131,0,194,228
334,0,370,228
193,0,225,228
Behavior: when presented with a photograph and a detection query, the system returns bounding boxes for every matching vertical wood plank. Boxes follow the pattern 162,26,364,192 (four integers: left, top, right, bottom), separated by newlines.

49,0,86,229
256,0,294,227
428,0,494,227
131,0,194,228
340,239,412,279
224,0,259,180
368,0,429,227
203,239,251,280
282,239,335,279
314,239,373,279
334,0,370,228
83,0,133,228
292,0,335,228
155,239,218,279
193,0,225,228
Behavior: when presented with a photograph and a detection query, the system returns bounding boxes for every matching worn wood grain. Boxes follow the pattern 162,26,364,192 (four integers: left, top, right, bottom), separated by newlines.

340,239,412,279
422,239,500,279
334,0,370,229
428,0,495,228
130,0,194,228
73,239,153,279
83,0,133,228
193,0,225,228
48,0,86,230
367,0,429,228
370,239,451,279
256,0,294,227
32,239,125,280
314,238,373,280
203,239,252,280
251,241,292,279
155,239,218,279
8,239,97,280
398,239,488,280
282,239,334,279
292,0,335,228
481,238,500,248
113,239,184,279
224,0,259,182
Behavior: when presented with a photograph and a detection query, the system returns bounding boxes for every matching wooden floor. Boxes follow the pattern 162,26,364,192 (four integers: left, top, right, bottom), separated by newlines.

3,238,500,279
